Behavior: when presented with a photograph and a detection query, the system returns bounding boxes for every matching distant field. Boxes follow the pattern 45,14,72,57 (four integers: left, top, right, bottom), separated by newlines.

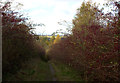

38,35,64,38
37,35,66,40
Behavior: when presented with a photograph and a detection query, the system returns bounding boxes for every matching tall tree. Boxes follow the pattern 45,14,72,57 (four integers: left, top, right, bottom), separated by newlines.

54,34,60,44
72,1,99,30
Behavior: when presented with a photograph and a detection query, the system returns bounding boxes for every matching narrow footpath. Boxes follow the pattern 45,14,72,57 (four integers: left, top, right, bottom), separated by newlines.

49,63,57,81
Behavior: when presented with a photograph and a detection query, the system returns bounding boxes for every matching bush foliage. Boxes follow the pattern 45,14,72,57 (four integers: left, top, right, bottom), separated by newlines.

1,2,45,80
48,1,119,82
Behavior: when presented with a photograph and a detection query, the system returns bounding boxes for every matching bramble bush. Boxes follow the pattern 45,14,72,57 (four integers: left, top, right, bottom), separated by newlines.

48,1,119,82
1,1,45,80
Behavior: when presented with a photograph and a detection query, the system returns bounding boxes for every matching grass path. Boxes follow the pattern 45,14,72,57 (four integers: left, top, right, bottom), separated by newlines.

50,61,84,81
5,56,83,81
6,57,54,81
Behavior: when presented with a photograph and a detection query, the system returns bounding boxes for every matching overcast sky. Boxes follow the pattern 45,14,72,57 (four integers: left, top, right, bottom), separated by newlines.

3,0,108,35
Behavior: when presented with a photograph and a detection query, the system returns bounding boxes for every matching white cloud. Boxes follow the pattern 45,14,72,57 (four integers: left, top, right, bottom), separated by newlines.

4,0,108,35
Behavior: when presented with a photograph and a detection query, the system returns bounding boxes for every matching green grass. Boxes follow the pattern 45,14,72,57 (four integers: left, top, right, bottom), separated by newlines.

50,61,85,81
5,57,53,81
5,56,85,81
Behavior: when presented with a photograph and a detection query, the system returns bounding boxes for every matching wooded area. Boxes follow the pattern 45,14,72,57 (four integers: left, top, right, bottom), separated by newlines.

1,0,119,82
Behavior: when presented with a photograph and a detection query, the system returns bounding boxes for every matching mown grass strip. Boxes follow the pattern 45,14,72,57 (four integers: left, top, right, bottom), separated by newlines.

50,61,85,81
